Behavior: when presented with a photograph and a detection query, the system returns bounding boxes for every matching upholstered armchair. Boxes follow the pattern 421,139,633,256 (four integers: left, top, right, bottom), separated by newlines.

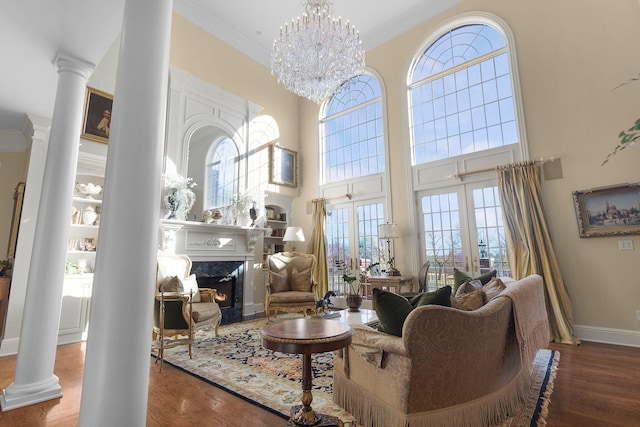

153,254,222,358
265,251,318,323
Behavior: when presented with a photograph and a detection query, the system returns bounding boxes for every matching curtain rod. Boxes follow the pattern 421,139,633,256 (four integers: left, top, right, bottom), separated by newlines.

310,193,354,203
446,157,555,180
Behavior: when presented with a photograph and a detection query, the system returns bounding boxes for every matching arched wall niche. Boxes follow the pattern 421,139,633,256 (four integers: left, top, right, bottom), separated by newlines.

166,66,262,221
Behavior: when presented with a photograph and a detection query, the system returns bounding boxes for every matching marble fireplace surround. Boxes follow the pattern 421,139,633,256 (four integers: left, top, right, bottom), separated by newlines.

159,220,263,320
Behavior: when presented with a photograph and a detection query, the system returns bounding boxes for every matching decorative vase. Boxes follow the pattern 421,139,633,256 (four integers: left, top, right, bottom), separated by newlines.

346,294,362,312
212,209,222,223
81,207,97,225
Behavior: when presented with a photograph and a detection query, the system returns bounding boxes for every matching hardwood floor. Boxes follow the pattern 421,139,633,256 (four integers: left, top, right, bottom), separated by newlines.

0,340,638,426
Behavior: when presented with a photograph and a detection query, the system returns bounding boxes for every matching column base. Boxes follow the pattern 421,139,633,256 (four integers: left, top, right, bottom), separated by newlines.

1,375,62,411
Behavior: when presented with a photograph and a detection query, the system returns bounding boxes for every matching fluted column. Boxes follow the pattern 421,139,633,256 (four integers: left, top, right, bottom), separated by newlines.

0,55,94,411
78,0,173,425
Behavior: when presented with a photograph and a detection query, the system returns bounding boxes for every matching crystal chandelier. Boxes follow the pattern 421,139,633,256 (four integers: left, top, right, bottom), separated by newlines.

271,0,365,103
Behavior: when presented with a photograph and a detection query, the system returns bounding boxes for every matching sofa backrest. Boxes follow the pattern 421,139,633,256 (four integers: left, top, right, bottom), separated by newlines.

401,291,520,410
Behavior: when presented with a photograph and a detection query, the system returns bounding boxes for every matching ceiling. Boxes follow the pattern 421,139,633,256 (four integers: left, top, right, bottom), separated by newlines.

0,0,459,134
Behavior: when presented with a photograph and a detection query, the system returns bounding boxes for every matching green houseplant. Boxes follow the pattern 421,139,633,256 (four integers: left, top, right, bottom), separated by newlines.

602,74,639,166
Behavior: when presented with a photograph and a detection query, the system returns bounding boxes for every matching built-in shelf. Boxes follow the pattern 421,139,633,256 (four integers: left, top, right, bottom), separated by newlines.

70,224,99,230
73,197,102,204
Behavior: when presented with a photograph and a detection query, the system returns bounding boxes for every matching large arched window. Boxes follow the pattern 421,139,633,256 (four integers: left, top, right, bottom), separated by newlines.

319,73,388,297
206,137,239,209
409,17,525,290
409,23,518,164
320,74,384,184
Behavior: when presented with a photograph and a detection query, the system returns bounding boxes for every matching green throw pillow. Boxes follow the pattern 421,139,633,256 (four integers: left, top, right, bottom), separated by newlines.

452,268,497,294
373,288,413,337
374,286,452,337
412,285,452,308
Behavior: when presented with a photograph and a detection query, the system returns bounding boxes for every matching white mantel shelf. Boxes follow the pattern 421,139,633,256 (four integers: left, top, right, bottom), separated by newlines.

159,219,264,260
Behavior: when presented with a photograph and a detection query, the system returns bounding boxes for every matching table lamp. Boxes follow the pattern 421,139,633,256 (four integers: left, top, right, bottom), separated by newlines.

283,226,305,252
379,223,401,276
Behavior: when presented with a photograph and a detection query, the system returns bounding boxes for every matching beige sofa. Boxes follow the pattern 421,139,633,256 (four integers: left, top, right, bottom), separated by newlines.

333,274,549,427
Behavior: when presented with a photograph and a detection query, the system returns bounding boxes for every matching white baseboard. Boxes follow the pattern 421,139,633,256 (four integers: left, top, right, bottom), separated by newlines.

0,337,20,357
574,324,640,348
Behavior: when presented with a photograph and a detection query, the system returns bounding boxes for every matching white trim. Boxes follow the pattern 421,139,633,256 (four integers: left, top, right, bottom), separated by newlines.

574,324,640,348
0,130,29,152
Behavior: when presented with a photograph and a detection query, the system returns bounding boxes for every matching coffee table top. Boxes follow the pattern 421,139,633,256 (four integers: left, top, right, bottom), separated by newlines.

260,318,353,355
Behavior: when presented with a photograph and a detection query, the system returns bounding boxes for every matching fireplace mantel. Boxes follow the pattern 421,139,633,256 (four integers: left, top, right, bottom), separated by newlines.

159,220,264,319
159,220,263,261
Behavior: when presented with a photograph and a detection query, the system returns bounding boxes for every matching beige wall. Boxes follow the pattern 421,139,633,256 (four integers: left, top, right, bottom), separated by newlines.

0,152,27,258
295,0,640,335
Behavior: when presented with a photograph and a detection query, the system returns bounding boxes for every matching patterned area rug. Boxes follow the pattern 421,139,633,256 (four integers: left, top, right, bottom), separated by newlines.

157,318,559,427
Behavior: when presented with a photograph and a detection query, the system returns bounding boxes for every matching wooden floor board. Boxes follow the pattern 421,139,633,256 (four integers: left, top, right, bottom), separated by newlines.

0,340,638,426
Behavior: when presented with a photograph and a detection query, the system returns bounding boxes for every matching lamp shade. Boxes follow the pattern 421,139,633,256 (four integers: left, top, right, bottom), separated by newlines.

283,226,305,243
379,223,399,239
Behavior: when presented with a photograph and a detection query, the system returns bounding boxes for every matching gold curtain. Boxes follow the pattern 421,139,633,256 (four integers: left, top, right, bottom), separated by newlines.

497,161,580,345
307,199,328,298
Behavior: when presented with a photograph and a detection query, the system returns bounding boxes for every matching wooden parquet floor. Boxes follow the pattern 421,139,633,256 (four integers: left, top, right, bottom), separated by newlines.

0,340,638,426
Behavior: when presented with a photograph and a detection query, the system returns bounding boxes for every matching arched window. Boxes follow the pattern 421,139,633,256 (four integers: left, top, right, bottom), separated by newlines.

409,23,518,164
409,17,525,290
320,74,384,184
319,73,388,296
206,137,239,209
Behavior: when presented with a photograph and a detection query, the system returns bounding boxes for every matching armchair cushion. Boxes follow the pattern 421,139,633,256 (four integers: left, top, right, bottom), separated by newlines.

192,302,221,323
158,274,201,302
290,266,313,292
269,291,316,304
269,269,290,293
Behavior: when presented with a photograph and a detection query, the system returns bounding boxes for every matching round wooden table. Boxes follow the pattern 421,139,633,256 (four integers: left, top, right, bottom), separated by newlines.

260,318,353,427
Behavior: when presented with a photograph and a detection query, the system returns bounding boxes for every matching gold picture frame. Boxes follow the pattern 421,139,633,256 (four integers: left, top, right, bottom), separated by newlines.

269,145,297,188
572,183,640,237
81,86,113,144
7,182,25,258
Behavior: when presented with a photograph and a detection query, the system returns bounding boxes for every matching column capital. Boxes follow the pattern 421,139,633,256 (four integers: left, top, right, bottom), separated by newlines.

54,53,95,80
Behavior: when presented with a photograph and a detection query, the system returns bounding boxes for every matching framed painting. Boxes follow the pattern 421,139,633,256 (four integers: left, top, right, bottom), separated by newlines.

269,145,297,187
573,183,640,237
81,86,113,144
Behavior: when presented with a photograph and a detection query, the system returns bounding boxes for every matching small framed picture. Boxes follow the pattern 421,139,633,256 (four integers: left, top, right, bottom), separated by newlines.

573,183,640,237
81,86,113,144
269,145,297,188
82,237,97,252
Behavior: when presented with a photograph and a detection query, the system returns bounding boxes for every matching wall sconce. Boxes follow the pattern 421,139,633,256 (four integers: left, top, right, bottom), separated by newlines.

283,226,305,252
379,223,400,276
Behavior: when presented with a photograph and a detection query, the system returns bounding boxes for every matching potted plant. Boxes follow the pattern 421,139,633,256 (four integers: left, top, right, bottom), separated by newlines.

342,273,362,312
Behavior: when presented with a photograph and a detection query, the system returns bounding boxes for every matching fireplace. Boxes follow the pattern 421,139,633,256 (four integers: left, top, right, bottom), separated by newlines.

160,220,264,323
192,261,244,325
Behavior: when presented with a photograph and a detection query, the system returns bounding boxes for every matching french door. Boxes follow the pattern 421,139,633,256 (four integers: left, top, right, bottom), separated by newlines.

325,201,385,296
417,181,511,290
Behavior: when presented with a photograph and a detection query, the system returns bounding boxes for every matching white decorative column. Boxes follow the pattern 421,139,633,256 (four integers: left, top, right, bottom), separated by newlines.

0,55,94,411
78,1,173,426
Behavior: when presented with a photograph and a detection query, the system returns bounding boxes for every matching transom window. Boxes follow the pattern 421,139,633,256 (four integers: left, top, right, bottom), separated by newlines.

409,24,518,164
320,74,384,184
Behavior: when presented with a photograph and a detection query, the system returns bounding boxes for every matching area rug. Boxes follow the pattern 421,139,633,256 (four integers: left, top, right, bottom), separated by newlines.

156,319,559,427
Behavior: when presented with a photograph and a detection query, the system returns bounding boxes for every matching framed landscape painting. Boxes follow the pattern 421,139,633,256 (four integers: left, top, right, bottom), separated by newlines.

573,183,640,237
269,145,297,187
81,86,113,144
